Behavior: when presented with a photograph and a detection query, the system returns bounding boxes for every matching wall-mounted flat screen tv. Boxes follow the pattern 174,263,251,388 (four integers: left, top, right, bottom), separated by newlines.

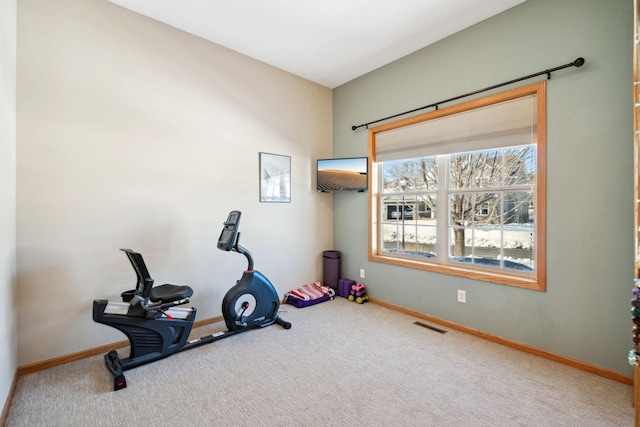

317,157,368,192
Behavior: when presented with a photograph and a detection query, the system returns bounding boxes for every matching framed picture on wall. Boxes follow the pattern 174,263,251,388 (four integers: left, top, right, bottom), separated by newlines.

259,152,291,203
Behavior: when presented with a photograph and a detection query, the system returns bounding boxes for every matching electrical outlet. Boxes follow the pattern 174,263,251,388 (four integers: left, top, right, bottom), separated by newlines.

360,269,365,279
457,290,466,303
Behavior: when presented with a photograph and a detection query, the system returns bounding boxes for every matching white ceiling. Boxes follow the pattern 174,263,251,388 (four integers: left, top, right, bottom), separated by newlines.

107,0,526,88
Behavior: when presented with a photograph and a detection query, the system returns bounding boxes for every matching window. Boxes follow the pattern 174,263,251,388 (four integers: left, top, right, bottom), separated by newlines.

368,82,546,290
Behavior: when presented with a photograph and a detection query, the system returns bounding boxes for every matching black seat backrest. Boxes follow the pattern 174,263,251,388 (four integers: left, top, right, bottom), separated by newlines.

120,249,154,298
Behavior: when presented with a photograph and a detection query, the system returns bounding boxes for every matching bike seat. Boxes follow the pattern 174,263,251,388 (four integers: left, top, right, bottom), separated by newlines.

149,284,193,304
120,249,194,305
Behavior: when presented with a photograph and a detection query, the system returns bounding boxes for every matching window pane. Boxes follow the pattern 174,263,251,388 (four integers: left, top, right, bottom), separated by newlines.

503,191,533,224
502,229,534,271
381,222,400,252
382,161,401,193
416,195,437,221
474,192,500,225
413,157,438,190
450,151,503,189
381,157,437,193
416,225,437,258
449,146,536,189
400,223,417,254
383,195,416,221
449,227,472,258
503,146,536,187
450,193,473,226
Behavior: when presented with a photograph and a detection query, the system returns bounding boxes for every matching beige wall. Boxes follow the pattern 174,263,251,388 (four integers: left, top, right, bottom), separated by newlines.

0,0,17,407
17,0,333,366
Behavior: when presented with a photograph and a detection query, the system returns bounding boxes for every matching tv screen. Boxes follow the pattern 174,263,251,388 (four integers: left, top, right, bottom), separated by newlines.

317,157,368,192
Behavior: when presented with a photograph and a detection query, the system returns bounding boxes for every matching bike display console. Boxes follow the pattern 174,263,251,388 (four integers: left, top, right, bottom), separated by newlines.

217,210,241,252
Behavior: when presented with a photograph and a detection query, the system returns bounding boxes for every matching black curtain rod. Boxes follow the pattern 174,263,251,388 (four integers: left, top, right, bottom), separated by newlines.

351,57,585,131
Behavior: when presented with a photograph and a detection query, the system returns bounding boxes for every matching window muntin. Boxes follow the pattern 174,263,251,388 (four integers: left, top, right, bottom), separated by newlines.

368,82,545,291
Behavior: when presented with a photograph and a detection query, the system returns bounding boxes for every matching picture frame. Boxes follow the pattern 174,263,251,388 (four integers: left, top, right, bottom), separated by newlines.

259,152,291,203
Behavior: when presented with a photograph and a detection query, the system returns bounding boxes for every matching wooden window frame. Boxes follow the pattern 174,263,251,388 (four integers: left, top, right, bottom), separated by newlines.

367,82,546,291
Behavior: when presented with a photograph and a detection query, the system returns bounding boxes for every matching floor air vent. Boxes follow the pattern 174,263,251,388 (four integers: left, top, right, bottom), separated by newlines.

413,321,447,334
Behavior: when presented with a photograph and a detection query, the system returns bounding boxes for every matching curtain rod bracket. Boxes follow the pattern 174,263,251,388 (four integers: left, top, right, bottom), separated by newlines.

351,56,585,132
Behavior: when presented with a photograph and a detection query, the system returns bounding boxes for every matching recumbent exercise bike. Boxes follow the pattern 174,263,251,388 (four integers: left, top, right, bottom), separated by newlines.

93,210,291,390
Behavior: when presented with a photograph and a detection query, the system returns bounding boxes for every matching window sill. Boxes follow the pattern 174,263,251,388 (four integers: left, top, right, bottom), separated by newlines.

368,253,545,291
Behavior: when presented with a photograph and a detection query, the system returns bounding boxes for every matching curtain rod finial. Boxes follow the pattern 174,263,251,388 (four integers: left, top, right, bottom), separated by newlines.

573,57,585,67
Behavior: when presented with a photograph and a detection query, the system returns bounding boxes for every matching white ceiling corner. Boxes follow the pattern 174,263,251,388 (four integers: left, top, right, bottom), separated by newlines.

106,0,526,88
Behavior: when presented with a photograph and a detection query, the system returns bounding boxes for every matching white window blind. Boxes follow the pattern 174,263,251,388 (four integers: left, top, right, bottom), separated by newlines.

375,95,537,161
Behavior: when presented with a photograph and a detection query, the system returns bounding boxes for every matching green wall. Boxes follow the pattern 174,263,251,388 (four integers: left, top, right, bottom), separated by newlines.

332,0,634,375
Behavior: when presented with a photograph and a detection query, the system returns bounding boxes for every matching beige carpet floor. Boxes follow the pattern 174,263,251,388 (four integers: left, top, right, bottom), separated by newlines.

6,297,634,426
